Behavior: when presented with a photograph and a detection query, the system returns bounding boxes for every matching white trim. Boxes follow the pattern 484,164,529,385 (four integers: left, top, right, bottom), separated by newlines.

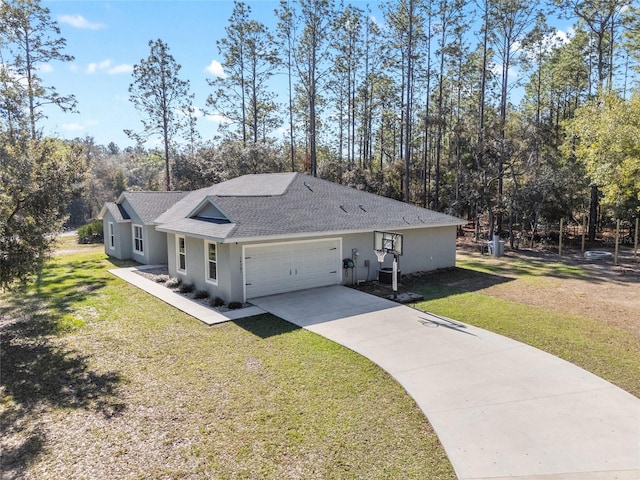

108,222,115,250
242,237,342,302
176,235,187,275
132,224,144,255
204,240,218,285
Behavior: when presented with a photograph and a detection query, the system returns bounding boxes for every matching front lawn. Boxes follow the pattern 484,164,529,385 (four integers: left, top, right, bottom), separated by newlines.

1,245,455,479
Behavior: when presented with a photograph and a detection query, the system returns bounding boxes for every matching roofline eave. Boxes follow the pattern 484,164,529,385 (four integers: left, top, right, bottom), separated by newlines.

155,221,462,244
219,222,463,244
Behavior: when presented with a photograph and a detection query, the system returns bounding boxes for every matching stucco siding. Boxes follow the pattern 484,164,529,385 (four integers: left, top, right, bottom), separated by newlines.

167,234,177,276
340,226,456,284
147,229,168,265
227,243,245,302
118,222,132,259
233,226,457,300
102,213,118,259
102,212,132,260
165,226,457,303
202,242,236,302
166,234,236,302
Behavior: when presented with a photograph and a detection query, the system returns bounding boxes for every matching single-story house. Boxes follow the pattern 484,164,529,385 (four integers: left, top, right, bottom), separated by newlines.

101,172,465,302
99,190,188,265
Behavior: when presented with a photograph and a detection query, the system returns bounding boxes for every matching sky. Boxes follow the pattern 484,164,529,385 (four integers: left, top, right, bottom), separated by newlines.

40,0,295,148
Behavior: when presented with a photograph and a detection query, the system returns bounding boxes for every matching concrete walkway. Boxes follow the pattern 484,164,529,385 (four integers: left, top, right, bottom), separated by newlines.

108,266,265,325
251,286,640,480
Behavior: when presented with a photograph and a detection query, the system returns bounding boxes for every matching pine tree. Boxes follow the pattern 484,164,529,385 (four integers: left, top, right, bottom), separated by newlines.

126,39,193,191
0,0,76,140
208,1,280,146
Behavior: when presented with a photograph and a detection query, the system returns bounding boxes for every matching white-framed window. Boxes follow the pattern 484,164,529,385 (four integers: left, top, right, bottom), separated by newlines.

205,241,218,284
108,222,115,250
133,224,144,254
177,236,186,274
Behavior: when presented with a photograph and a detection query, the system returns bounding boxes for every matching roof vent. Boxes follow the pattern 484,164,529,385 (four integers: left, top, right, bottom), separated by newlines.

359,204,367,212
304,181,313,192
403,216,410,224
340,205,347,213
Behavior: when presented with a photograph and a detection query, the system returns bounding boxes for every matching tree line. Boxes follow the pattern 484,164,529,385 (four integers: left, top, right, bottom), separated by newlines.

122,0,640,242
1,0,639,288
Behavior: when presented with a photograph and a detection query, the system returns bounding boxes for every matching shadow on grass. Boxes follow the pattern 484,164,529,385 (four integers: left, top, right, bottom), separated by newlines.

1,258,125,478
105,257,141,269
458,243,640,285
233,314,301,339
402,266,515,302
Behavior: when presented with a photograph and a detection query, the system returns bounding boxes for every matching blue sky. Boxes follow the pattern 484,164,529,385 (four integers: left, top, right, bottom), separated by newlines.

41,1,291,148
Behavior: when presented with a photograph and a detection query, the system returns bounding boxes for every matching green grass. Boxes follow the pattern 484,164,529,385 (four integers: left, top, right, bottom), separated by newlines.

409,256,640,398
1,248,455,479
457,253,591,279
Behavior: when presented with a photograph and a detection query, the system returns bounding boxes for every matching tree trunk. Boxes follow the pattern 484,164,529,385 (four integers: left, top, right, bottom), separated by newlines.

403,0,414,203
588,184,598,241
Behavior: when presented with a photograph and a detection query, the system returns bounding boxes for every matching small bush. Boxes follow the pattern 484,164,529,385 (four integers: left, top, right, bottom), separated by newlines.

179,283,194,294
165,277,181,289
194,289,209,299
209,296,225,307
155,274,169,283
228,301,243,310
77,220,104,244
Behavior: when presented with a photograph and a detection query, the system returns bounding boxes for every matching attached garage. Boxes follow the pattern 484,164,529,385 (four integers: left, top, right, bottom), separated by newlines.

243,238,342,299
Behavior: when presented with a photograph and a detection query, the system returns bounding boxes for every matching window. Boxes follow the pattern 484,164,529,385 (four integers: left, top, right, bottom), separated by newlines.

205,241,217,284
177,236,186,273
108,222,115,250
133,225,144,254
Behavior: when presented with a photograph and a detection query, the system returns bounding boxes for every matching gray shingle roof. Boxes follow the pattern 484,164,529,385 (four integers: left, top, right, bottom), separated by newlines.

99,202,130,222
122,191,189,224
155,173,464,242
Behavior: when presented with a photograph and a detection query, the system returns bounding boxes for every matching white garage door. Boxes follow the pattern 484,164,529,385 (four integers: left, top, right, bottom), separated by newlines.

244,239,341,299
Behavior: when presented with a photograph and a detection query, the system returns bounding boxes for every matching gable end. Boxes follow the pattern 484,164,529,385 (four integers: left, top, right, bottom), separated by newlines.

188,198,232,223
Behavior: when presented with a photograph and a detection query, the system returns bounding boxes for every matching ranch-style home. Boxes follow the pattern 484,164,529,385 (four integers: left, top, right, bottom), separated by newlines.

100,172,465,303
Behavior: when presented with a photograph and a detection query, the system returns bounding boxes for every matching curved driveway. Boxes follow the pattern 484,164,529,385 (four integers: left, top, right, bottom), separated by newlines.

251,285,640,480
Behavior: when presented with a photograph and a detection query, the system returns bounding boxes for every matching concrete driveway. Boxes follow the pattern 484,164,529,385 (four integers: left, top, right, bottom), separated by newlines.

251,285,640,480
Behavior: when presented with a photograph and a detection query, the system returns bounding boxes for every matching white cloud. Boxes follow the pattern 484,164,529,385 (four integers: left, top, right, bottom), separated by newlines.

62,122,85,132
205,60,226,78
85,60,131,75
38,64,54,73
87,59,112,73
58,14,105,30
1,63,28,87
108,64,133,75
62,119,98,132
205,113,232,124
552,27,573,46
489,61,520,81
177,105,205,118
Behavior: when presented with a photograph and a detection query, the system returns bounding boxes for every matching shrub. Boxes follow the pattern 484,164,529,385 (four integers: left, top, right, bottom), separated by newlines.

228,301,243,310
165,277,181,289
179,283,194,294
194,289,209,299
77,220,104,244
209,296,225,307
154,274,169,283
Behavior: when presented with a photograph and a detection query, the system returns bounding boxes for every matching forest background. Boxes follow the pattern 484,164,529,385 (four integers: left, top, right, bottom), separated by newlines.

1,0,639,288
